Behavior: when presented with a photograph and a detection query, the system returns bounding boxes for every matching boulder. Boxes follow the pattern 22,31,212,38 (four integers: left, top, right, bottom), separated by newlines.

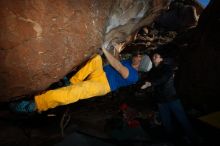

0,0,169,101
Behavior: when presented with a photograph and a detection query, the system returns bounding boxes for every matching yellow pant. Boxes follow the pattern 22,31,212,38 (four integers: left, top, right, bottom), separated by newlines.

35,55,111,112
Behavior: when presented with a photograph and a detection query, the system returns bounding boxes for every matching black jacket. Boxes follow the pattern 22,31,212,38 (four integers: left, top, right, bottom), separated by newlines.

148,63,176,103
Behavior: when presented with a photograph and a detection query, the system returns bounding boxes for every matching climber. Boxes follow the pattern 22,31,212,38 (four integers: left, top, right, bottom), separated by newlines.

10,43,152,113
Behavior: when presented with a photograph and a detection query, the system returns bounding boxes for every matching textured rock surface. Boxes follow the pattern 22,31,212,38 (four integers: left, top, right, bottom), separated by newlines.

155,2,198,31
103,0,170,48
0,0,169,101
0,0,113,101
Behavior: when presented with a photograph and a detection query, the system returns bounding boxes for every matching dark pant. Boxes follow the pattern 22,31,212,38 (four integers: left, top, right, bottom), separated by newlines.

158,99,193,139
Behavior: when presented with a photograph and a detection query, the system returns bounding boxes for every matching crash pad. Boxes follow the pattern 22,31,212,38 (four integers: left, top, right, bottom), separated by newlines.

198,111,220,129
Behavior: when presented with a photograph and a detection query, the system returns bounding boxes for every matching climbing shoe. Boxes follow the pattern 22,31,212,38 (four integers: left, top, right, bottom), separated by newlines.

9,100,36,113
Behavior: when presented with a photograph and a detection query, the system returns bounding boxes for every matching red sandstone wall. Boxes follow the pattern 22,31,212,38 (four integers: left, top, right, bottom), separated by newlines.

0,0,169,101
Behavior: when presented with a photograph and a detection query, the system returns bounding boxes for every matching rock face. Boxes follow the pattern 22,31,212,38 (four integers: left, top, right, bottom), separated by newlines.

103,0,170,48
0,0,113,101
0,0,169,101
178,0,220,111
155,2,198,32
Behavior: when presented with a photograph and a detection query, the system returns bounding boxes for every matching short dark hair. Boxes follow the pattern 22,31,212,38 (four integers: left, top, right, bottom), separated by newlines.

152,49,167,59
